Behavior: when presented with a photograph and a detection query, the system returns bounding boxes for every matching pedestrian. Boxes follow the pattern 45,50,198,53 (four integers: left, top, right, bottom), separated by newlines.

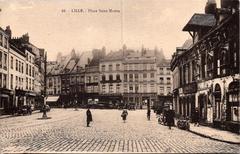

194,108,200,126
42,105,47,118
121,109,128,123
166,109,175,129
86,108,92,127
147,109,151,120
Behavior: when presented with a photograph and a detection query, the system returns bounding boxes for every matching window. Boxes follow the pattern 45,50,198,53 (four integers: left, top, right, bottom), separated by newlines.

159,77,164,84
167,87,171,94
135,74,138,81
129,74,133,82
109,64,112,71
124,84,128,92
10,74,13,89
101,65,105,72
166,67,171,75
116,64,120,71
116,74,120,80
4,37,8,49
87,76,91,83
129,85,133,92
143,73,147,78
18,61,21,72
16,59,18,71
143,84,147,92
135,84,139,93
0,34,3,46
94,76,98,82
26,64,28,75
3,74,6,88
26,78,28,90
10,56,13,69
102,75,106,81
116,84,120,93
32,80,34,91
3,53,7,70
0,74,2,88
167,77,171,84
109,84,113,93
150,73,154,78
29,79,32,90
124,74,127,82
32,67,35,77
109,75,113,81
15,76,18,89
159,86,164,95
29,66,32,76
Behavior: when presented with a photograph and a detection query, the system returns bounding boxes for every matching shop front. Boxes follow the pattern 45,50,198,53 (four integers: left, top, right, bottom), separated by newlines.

0,88,11,115
226,80,240,133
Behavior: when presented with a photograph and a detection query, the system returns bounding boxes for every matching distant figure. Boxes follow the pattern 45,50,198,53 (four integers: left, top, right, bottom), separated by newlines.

166,109,175,129
42,105,47,118
147,109,151,120
86,108,92,127
193,108,200,126
121,109,128,123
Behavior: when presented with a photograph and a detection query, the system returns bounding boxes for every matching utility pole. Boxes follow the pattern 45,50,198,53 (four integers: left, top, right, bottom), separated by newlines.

44,52,47,105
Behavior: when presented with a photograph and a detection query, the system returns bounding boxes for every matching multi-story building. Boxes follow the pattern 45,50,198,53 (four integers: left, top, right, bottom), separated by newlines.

156,59,173,108
171,0,239,132
0,26,46,114
0,27,10,114
99,50,124,105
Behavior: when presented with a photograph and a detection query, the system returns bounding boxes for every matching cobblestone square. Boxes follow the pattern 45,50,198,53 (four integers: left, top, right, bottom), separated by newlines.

0,109,239,153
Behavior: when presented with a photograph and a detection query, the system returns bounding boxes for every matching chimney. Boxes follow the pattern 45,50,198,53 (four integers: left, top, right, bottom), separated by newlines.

22,33,29,43
205,0,217,14
5,26,12,38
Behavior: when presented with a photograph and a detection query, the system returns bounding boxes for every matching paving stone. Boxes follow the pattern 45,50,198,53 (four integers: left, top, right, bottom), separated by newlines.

0,109,239,153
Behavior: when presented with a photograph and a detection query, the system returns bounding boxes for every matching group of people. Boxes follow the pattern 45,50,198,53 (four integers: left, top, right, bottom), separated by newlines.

85,107,199,129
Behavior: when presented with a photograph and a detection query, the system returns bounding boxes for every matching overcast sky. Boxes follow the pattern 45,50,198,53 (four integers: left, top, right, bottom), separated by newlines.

0,0,220,61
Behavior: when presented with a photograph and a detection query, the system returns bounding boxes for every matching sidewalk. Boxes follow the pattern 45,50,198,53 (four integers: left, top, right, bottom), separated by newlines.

0,110,40,119
189,123,240,145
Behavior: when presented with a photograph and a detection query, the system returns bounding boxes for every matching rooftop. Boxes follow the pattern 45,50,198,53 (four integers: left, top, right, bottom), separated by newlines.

183,13,216,31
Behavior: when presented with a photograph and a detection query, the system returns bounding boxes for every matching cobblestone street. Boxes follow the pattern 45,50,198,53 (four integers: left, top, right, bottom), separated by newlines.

0,109,239,153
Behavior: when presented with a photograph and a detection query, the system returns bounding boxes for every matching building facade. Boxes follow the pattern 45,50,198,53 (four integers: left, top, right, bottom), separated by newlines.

171,0,239,132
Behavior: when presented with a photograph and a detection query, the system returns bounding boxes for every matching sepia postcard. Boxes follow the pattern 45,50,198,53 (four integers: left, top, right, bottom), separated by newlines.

0,0,239,153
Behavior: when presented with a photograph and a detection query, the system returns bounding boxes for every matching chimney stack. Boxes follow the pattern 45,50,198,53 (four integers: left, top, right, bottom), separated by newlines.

5,26,12,38
205,0,217,14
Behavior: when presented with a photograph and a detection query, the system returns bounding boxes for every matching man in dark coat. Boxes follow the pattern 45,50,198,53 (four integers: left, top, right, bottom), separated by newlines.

86,108,92,127
166,109,175,129
147,109,151,120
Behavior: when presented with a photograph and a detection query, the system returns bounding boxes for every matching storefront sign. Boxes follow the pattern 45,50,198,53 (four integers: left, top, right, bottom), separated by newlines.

183,82,197,94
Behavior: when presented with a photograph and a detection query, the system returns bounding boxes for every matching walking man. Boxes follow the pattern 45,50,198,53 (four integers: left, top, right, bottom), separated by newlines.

86,108,92,127
166,108,175,129
147,109,151,120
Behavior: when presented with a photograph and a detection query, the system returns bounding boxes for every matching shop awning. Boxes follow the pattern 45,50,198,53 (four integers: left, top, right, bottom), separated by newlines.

46,96,59,102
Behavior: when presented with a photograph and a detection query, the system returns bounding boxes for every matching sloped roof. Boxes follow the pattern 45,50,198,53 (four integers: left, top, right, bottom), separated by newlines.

183,13,216,31
102,50,125,61
182,38,193,49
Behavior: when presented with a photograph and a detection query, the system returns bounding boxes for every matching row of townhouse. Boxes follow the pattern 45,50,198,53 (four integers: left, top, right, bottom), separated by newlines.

0,26,45,114
46,46,173,109
171,0,239,133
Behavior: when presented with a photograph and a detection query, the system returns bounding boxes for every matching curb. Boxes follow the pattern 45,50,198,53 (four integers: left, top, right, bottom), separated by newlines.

0,111,40,119
188,129,240,145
